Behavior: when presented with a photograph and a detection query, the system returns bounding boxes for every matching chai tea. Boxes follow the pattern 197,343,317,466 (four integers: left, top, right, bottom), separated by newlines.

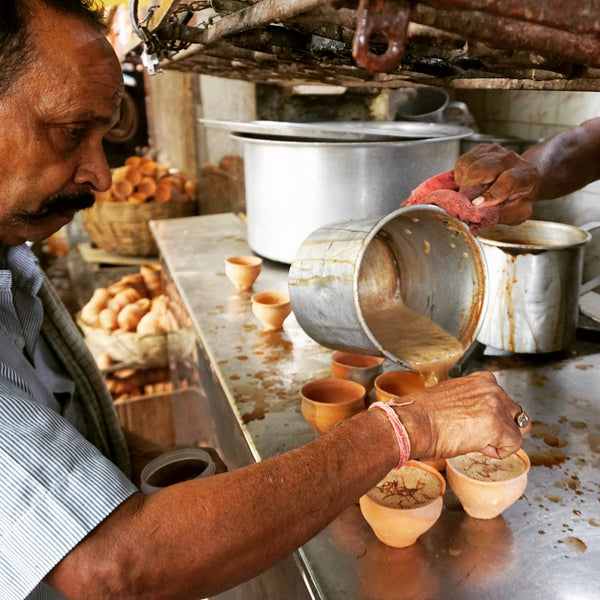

368,465,443,509
449,452,528,482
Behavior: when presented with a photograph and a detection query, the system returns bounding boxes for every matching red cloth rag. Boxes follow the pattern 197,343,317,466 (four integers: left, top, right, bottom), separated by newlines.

402,170,500,235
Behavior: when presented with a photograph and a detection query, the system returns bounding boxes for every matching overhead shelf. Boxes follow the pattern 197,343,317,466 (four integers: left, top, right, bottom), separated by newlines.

132,0,600,91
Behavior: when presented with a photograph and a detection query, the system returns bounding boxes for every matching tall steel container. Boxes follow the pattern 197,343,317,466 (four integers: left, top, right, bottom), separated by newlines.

288,206,487,369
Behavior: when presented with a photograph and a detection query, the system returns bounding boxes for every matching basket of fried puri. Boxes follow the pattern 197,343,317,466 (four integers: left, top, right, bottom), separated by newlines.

77,264,194,369
80,155,198,257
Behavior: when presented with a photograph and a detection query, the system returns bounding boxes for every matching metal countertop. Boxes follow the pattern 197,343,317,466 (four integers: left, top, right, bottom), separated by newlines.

152,213,599,600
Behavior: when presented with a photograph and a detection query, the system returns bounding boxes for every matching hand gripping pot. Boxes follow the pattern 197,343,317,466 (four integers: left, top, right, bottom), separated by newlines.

288,206,488,370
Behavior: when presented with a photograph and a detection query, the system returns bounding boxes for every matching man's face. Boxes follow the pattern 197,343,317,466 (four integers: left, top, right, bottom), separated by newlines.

0,4,123,245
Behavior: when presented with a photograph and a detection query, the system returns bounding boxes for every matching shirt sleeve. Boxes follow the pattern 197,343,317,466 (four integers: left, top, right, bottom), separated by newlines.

0,382,138,600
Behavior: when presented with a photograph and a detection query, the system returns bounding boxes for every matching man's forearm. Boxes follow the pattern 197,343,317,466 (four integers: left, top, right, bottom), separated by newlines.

523,117,600,200
46,409,398,600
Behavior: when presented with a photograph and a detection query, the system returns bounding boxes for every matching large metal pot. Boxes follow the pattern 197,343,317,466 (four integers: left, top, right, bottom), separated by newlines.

288,206,487,370
234,123,471,264
476,220,594,353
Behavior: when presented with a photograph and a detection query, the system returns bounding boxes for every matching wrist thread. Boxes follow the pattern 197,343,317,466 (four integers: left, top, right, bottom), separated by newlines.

369,400,413,469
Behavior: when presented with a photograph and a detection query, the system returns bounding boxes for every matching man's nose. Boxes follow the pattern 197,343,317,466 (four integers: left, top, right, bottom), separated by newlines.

73,142,113,192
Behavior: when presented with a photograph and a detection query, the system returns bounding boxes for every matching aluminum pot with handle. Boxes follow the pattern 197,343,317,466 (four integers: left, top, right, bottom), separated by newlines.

288,206,487,371
476,220,598,353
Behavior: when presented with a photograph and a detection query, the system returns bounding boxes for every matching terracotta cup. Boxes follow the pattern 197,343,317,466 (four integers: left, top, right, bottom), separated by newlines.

330,351,384,393
251,290,292,331
446,449,530,520
359,460,446,548
225,255,263,290
373,369,426,402
300,377,367,434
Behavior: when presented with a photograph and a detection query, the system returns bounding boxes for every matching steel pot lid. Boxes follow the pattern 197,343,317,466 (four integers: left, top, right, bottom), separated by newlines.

201,118,472,142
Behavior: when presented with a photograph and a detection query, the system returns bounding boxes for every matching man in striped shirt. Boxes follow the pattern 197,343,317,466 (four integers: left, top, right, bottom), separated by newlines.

0,2,531,599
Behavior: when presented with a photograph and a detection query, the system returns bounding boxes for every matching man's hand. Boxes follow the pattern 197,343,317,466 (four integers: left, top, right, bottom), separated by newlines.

454,143,539,226
396,371,531,460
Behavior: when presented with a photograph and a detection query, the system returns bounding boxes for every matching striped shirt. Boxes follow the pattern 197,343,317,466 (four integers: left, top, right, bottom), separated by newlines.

0,245,137,600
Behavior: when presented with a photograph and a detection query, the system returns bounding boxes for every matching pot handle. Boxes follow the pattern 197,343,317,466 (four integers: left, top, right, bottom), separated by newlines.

579,220,600,233
579,221,600,296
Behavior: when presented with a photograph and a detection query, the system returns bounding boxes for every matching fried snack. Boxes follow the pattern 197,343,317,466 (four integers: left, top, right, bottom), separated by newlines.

117,298,151,332
140,263,163,297
98,307,119,331
107,286,141,313
80,287,111,326
95,156,198,204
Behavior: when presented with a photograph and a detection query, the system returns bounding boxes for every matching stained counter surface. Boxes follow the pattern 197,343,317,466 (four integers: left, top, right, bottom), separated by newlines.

153,213,599,600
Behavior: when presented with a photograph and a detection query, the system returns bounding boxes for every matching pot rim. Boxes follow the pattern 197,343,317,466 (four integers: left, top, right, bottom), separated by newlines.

478,220,592,251
231,125,472,147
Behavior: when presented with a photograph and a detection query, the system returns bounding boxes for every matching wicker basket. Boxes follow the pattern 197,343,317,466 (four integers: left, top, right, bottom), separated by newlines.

77,317,195,369
81,200,197,257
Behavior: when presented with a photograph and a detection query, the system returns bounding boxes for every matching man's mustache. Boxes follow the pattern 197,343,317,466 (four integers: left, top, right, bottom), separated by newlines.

14,191,95,223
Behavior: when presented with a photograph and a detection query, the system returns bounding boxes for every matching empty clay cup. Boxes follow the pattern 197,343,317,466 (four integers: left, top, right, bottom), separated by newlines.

140,448,216,494
359,460,446,548
225,255,263,290
374,370,426,403
251,290,292,331
330,351,384,393
300,377,367,434
446,449,530,519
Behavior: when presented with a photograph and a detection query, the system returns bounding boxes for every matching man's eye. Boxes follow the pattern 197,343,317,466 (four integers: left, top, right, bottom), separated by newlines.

66,126,86,140
52,124,88,152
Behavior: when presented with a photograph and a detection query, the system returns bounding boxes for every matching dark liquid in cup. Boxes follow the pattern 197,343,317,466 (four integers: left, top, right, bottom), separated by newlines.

146,458,209,488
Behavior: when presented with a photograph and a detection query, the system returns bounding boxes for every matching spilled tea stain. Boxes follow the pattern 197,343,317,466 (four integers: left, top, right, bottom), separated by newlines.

559,536,588,553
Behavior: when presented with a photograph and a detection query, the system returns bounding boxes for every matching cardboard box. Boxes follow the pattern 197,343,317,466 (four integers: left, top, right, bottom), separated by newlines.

114,386,203,449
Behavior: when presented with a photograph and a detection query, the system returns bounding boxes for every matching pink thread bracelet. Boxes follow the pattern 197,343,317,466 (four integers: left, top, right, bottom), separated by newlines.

368,400,413,469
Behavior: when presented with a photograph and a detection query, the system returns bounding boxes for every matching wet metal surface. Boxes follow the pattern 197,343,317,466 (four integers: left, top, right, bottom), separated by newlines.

153,213,599,600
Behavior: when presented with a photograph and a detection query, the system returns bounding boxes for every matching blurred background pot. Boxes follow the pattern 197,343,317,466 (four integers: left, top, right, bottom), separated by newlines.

394,86,472,126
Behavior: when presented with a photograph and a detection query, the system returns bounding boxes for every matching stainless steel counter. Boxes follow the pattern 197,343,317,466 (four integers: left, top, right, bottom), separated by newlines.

152,213,599,600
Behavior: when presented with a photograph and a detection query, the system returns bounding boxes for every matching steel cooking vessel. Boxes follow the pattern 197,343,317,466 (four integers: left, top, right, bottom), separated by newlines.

476,220,594,353
233,123,471,264
288,206,487,370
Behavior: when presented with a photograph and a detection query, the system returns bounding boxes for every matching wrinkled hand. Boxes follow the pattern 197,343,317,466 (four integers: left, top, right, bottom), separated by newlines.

396,371,530,460
454,143,539,226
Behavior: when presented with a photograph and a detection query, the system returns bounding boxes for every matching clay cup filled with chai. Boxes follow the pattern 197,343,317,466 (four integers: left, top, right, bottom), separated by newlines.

446,449,530,519
359,460,446,548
